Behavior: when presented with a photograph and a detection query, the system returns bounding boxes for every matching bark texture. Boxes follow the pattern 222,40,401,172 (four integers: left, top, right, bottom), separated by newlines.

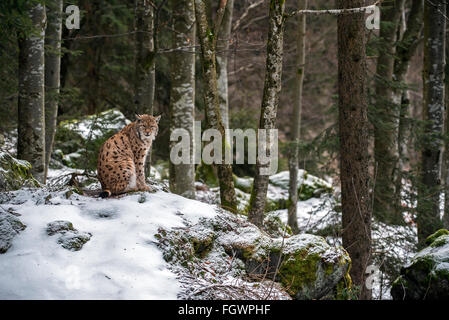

44,0,63,181
445,1,449,230
373,0,405,225
336,0,371,300
418,0,445,247
169,0,196,199
394,0,423,218
216,0,234,129
17,3,47,184
194,0,238,212
287,0,307,234
134,0,156,178
134,0,155,115
248,0,286,227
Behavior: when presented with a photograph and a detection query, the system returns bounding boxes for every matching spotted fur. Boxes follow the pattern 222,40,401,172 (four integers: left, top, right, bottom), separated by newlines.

97,114,161,197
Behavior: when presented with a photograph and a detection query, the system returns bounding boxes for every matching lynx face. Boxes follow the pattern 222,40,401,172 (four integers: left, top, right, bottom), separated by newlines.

136,114,160,142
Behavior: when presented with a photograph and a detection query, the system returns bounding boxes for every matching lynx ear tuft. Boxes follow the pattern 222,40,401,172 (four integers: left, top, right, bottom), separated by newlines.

154,115,161,123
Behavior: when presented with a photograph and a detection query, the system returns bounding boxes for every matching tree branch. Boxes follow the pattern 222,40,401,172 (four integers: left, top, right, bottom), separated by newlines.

232,0,264,32
288,0,380,18
213,0,228,48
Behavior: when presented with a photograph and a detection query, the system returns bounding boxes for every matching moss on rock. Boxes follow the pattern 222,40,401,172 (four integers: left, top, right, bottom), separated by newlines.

0,152,40,191
391,231,449,300
426,229,449,246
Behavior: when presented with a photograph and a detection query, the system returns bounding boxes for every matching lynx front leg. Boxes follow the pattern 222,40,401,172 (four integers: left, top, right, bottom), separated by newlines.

135,159,151,192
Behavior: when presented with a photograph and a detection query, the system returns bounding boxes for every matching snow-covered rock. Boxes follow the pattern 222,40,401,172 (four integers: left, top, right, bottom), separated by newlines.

391,229,449,300
268,170,332,201
0,209,26,253
157,209,351,300
46,220,92,251
0,151,40,192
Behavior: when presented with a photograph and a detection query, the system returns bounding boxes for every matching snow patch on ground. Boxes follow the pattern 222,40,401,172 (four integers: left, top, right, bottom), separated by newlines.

0,186,217,299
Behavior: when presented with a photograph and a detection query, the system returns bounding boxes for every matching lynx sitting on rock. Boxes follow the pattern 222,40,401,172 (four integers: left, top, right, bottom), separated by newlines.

97,114,160,198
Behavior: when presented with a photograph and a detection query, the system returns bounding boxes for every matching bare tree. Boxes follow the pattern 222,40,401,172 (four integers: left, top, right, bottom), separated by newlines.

373,0,405,225
17,2,47,184
445,1,449,230
287,0,308,234
216,0,234,129
169,0,196,199
194,0,238,212
134,0,156,178
336,0,372,300
248,0,286,227
134,0,155,116
417,0,445,247
394,0,423,221
44,0,63,181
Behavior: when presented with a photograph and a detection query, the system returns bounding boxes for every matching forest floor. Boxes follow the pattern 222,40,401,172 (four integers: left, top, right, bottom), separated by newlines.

0,166,417,299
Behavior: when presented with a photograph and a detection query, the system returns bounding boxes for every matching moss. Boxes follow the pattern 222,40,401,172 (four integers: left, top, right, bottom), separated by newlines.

278,250,321,297
190,235,215,258
0,152,40,191
430,235,449,248
426,229,449,246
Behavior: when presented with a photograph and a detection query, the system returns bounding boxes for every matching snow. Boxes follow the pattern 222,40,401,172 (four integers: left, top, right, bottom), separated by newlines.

0,184,217,299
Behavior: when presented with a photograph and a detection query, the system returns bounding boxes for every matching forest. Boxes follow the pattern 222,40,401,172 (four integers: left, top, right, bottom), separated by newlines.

0,0,448,301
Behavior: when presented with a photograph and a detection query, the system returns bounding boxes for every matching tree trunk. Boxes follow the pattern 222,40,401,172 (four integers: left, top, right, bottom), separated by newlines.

394,0,423,220
44,0,63,181
248,0,286,227
169,0,196,199
216,0,234,129
287,0,307,235
336,0,371,300
83,0,103,115
134,0,155,116
194,0,238,212
134,0,156,178
373,0,405,225
417,0,445,247
445,1,449,230
17,3,47,184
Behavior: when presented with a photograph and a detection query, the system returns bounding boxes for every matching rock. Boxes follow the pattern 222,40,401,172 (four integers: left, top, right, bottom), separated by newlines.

157,210,351,300
425,229,449,246
0,151,40,192
46,220,75,236
57,232,92,251
391,229,449,300
233,175,253,194
218,220,351,300
0,211,26,253
263,212,292,238
268,170,333,202
46,220,91,251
